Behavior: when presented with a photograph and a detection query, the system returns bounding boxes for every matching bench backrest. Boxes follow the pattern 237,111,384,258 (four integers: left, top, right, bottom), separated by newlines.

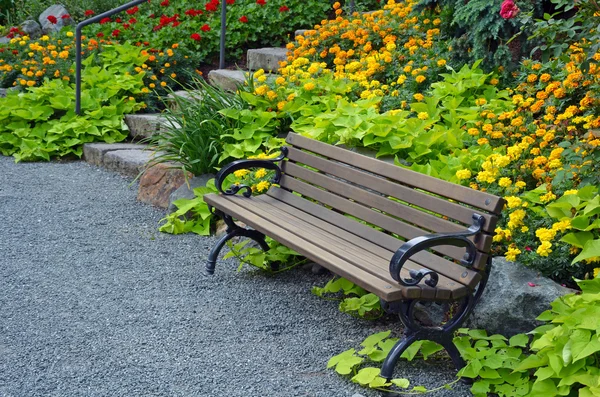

277,133,504,271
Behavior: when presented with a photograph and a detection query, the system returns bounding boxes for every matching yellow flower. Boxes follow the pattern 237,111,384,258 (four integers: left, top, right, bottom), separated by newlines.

233,169,249,178
415,75,426,83
475,98,487,106
160,81,167,87
505,246,521,262
275,77,285,85
255,168,268,179
594,268,600,278
437,59,447,67
413,93,424,102
256,180,270,192
536,241,553,257
304,82,316,91
505,196,522,209
66,31,74,37
552,219,571,233
417,112,428,120
536,228,557,242
515,181,526,190
455,169,471,180
563,189,578,195
540,192,557,203
498,177,512,188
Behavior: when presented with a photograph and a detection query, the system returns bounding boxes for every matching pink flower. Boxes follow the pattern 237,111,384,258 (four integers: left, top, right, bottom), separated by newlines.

527,282,537,287
500,0,520,19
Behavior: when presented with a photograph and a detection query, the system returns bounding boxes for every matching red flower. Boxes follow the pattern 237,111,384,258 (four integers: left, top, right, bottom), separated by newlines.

172,21,181,27
500,0,520,19
126,6,138,15
226,0,235,4
61,14,71,19
190,33,201,41
112,29,121,37
279,5,289,12
256,0,266,5
123,23,131,29
129,18,137,24
205,2,218,12
99,17,111,24
200,24,211,32
12,49,19,55
116,17,122,23
185,9,203,16
96,32,104,37
84,10,94,16
47,15,58,24
239,15,248,23
160,0,169,6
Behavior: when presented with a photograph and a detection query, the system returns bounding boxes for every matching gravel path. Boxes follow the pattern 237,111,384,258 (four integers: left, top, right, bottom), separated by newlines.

0,156,471,397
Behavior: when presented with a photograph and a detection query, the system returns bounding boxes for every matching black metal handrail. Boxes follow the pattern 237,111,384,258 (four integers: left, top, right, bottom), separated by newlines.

75,0,149,115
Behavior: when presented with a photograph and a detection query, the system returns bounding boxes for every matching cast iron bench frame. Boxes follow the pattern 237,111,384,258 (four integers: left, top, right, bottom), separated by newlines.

204,132,504,380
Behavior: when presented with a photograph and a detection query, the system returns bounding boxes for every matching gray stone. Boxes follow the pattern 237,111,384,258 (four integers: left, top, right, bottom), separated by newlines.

247,47,288,72
295,29,309,38
0,37,9,44
168,173,215,213
103,149,155,177
124,114,171,140
466,257,576,336
39,4,72,34
20,20,42,39
166,90,204,111
208,69,247,92
83,142,146,167
0,88,15,97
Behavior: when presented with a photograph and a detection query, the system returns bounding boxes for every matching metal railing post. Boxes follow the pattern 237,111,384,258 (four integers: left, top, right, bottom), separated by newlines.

349,0,355,13
219,0,226,69
75,0,149,115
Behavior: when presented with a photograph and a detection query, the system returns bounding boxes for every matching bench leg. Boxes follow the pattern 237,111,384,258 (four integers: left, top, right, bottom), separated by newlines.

206,212,269,275
380,292,477,380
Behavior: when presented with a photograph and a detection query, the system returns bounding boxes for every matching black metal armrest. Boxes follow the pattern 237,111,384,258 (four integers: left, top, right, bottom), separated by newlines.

215,147,288,197
389,214,485,288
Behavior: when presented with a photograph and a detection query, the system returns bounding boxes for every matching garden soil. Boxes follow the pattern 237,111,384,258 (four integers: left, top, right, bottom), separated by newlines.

0,155,471,397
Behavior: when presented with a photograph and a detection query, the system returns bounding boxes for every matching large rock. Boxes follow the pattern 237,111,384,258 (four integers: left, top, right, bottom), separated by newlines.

247,47,288,72
124,114,171,140
0,37,9,45
167,173,215,212
39,5,72,34
82,142,146,166
102,149,154,177
207,69,246,92
20,20,42,39
137,163,191,208
466,257,575,336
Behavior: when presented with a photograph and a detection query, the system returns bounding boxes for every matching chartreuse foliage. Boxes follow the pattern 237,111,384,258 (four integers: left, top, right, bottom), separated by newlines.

330,276,600,396
224,237,306,273
0,44,145,161
312,277,383,320
158,180,218,236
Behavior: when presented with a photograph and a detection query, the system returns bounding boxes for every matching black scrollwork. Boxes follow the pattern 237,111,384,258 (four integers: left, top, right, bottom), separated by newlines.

214,147,289,197
389,214,485,287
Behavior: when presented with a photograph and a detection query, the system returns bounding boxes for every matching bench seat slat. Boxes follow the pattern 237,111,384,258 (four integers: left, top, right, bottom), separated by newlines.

204,193,412,300
286,147,498,233
281,161,493,252
238,196,466,300
278,175,489,268
206,194,469,300
286,133,504,214
259,189,482,287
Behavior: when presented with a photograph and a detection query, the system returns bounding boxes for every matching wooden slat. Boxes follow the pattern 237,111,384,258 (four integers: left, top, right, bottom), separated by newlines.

229,196,463,301
207,194,470,300
278,176,492,264
286,147,498,233
203,193,412,301
280,163,492,253
285,132,505,214
268,187,489,272
260,190,484,284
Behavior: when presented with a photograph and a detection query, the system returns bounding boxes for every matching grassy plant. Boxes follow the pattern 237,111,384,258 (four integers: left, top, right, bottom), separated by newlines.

147,78,247,176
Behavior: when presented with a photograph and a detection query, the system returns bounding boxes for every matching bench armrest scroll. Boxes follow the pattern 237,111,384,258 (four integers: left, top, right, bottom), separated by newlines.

215,147,288,197
389,214,485,288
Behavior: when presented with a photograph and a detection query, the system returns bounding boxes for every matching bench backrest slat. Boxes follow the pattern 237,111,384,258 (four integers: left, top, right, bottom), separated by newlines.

285,133,504,214
281,161,492,252
286,147,498,233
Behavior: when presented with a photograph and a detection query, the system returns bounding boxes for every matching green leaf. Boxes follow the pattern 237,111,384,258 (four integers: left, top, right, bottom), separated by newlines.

360,331,391,349
509,334,529,347
561,232,594,249
351,367,381,386
391,378,410,388
514,354,548,371
572,239,600,265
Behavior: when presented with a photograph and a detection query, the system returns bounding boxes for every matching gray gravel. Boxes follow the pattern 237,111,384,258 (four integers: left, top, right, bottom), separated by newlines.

0,156,471,397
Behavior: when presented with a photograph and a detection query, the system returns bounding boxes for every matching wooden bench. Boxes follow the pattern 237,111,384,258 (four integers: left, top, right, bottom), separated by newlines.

204,132,504,379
